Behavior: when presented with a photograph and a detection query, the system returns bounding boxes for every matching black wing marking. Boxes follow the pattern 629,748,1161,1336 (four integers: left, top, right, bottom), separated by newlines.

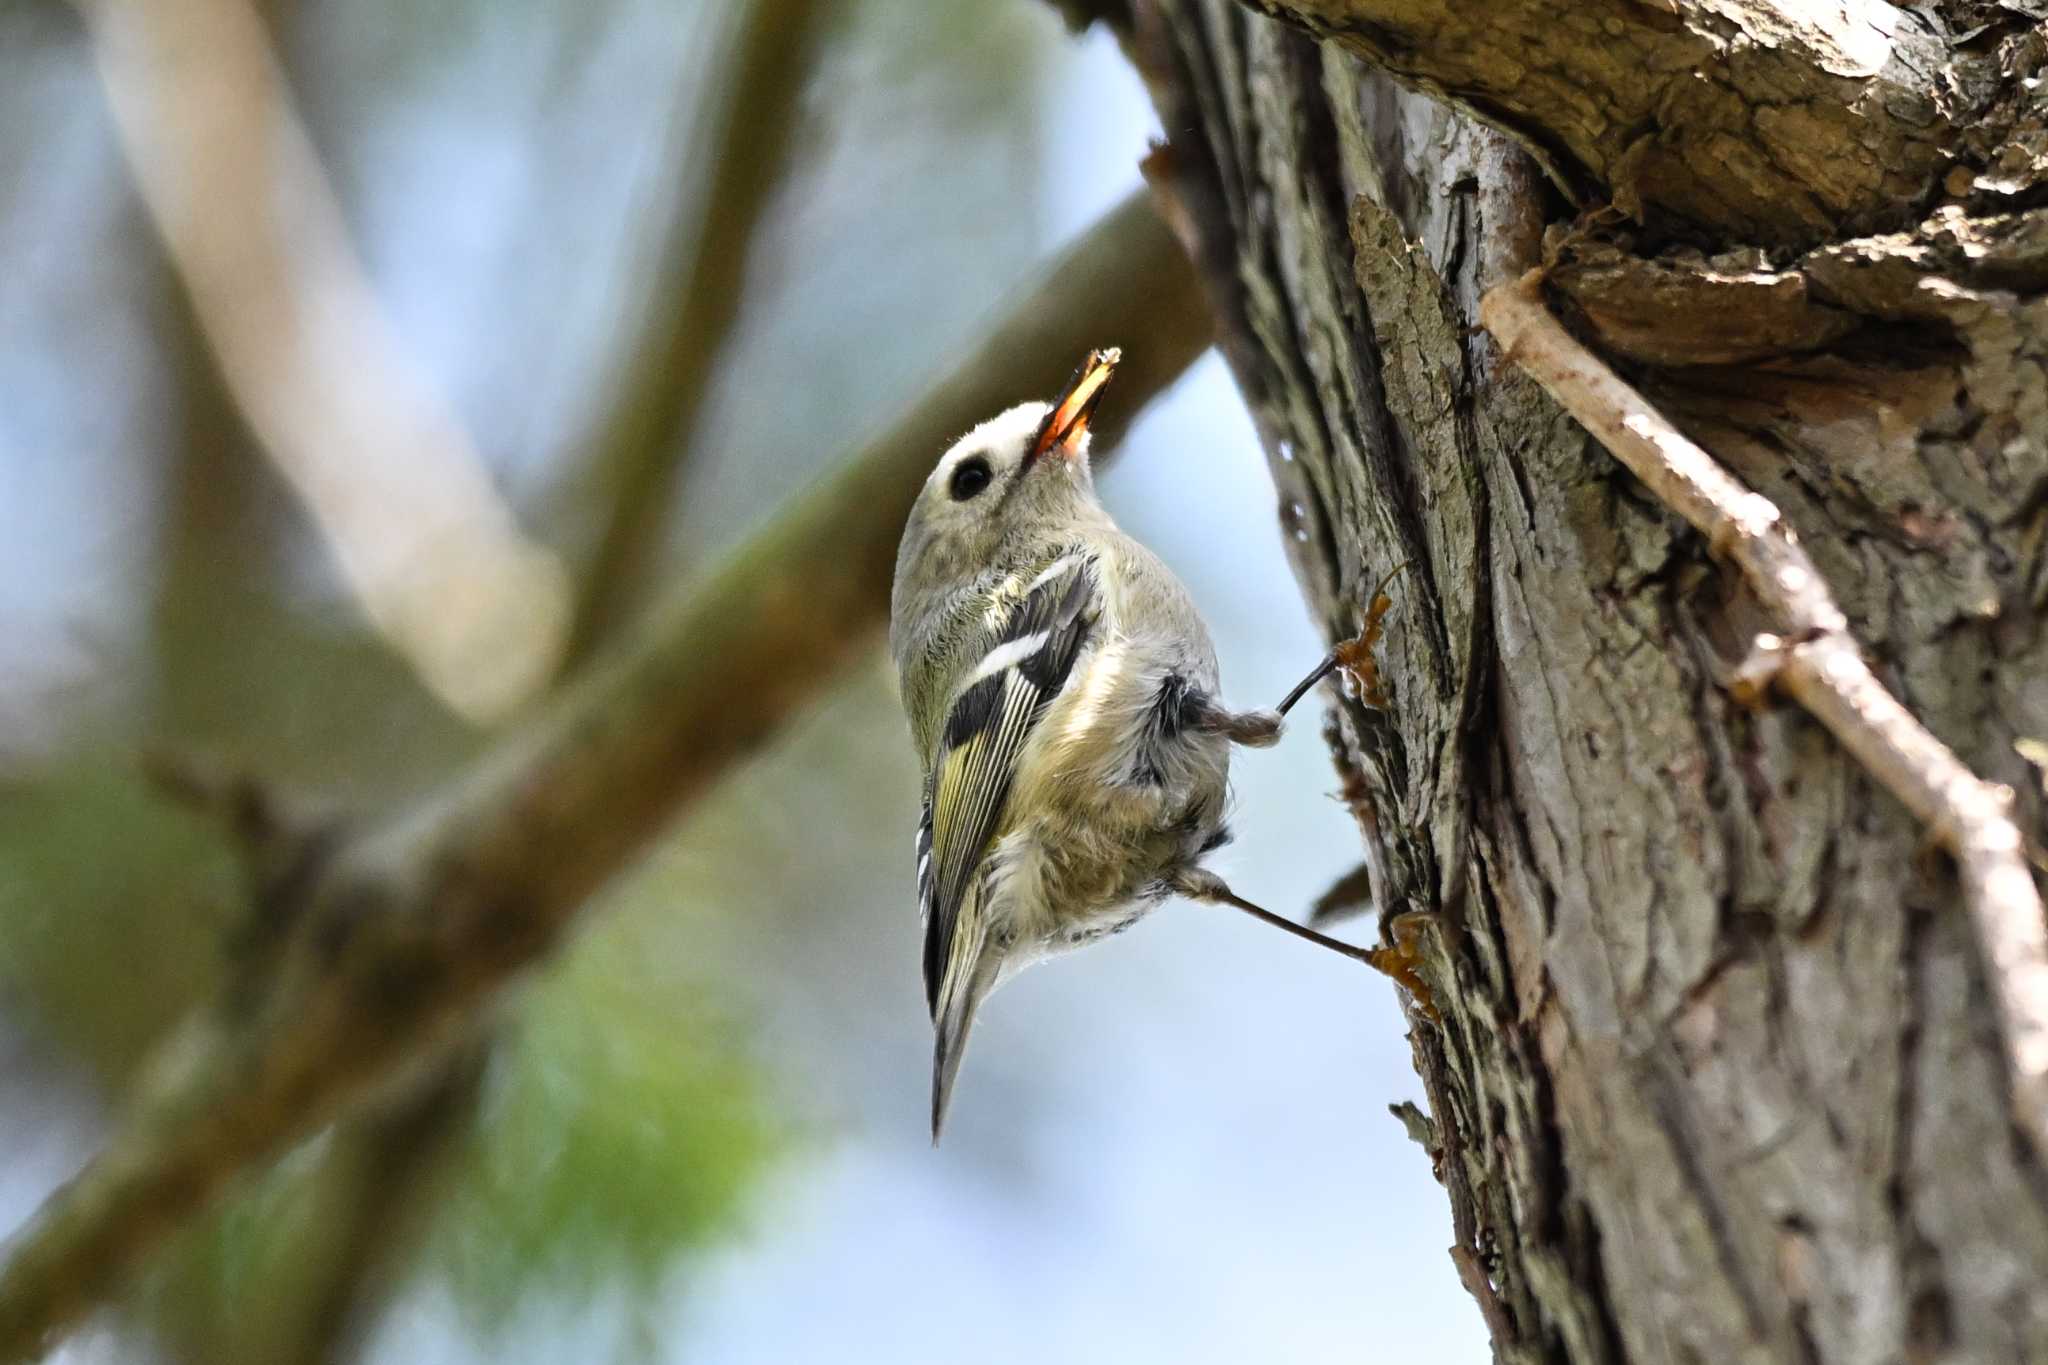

921,555,1096,1016
916,800,935,931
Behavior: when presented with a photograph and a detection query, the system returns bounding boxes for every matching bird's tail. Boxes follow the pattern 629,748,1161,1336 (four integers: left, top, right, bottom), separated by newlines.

930,921,1001,1145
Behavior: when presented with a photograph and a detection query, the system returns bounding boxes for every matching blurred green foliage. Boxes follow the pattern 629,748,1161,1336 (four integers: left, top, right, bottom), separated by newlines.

143,1141,345,1362
0,759,237,1083
431,918,780,1325
133,906,780,1359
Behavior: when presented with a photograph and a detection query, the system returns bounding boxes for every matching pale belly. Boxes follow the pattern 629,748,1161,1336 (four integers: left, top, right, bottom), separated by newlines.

988,636,1231,955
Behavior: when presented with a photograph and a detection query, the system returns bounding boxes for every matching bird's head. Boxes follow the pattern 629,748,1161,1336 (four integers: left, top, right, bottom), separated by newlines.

891,349,1120,628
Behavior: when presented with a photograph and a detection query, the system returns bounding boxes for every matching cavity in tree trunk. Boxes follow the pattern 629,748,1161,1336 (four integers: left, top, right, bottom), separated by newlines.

1103,1,2048,1360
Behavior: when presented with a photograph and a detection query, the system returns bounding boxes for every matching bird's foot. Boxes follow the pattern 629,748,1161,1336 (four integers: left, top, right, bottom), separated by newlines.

1364,910,1440,1023
1331,563,1408,709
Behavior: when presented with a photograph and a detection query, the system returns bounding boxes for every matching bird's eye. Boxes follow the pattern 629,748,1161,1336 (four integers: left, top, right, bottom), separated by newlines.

949,455,993,501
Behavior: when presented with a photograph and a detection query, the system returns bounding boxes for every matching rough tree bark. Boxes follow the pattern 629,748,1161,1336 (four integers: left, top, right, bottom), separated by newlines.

1102,0,2048,1361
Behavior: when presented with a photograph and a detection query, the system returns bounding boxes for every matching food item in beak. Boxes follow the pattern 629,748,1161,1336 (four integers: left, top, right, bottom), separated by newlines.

1032,347,1120,461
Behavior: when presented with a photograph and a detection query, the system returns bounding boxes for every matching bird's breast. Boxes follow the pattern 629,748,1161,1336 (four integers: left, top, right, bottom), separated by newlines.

996,631,1229,926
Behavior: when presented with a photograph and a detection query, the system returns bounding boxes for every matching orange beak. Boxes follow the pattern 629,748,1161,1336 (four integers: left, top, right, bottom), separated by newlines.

1031,347,1120,463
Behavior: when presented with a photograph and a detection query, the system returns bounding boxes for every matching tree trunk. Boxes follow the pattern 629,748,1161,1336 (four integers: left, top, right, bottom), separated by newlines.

1110,1,2048,1360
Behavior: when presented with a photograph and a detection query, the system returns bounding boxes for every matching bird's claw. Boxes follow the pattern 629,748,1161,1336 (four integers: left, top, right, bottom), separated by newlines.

1365,910,1440,1022
1332,563,1409,709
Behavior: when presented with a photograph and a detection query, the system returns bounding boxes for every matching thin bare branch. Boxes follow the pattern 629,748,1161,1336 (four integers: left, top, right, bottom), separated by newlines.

0,189,1211,1363
80,0,570,723
1481,267,2048,1156
567,0,832,666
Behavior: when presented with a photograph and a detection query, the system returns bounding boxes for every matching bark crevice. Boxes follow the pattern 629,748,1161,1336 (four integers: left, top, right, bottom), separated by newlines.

1122,0,2048,1357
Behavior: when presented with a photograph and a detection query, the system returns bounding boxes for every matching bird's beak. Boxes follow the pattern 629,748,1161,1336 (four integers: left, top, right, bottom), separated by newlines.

1030,347,1120,465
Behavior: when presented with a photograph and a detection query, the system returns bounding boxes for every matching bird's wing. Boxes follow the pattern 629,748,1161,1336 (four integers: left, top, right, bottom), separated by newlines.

921,553,1097,1017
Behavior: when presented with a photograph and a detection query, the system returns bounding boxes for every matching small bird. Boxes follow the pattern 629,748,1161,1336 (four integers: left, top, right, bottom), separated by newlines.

890,348,1406,1141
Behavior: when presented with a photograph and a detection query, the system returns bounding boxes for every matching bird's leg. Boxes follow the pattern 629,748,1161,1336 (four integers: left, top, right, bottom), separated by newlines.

1190,563,1414,749
1187,650,1343,749
1273,652,1342,718
1183,693,1287,748
1179,643,1354,749
1179,654,1339,750
1170,867,1440,1020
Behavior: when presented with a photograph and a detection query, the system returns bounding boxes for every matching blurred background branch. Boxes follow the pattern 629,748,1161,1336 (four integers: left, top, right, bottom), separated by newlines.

79,0,571,725
566,0,833,667
0,189,1210,1363
270,1046,488,1365
204,2,837,1346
